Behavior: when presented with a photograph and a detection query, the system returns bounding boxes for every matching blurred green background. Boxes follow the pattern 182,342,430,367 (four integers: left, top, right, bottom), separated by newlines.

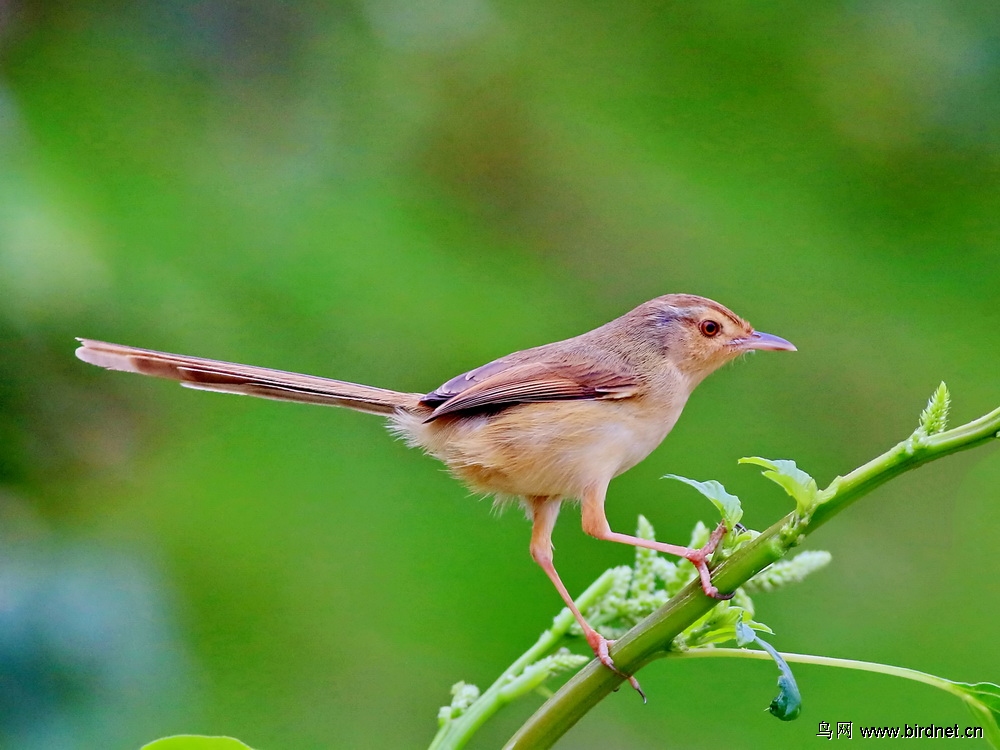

1,1,998,748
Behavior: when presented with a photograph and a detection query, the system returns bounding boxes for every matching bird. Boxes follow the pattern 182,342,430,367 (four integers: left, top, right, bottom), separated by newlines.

76,293,795,690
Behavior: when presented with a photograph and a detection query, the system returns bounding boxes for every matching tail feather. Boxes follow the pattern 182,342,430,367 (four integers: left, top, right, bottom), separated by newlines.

75,338,422,416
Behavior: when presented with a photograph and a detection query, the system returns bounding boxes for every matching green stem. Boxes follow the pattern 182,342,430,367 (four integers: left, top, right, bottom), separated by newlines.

505,403,1000,749
668,648,965,699
429,568,620,750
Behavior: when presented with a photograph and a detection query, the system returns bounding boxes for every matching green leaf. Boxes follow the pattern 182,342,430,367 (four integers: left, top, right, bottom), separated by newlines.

663,475,743,528
735,622,802,721
683,603,773,649
141,738,255,750
949,681,1000,748
739,457,819,515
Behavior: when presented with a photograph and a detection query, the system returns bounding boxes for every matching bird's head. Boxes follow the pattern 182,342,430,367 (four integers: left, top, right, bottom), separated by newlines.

636,294,796,382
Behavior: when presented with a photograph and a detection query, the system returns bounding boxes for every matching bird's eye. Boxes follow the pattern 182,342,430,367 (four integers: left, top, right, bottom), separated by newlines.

699,320,721,337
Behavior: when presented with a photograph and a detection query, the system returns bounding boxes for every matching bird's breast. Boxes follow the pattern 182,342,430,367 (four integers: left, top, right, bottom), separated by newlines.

391,395,687,500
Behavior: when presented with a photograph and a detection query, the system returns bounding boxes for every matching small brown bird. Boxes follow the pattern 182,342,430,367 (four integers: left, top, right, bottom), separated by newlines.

76,294,794,687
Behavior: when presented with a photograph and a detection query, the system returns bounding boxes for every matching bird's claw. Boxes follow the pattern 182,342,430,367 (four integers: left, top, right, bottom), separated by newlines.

585,629,645,702
688,521,733,600
703,585,735,601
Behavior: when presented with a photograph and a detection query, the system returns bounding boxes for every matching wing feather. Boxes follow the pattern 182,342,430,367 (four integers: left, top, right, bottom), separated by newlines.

422,358,638,420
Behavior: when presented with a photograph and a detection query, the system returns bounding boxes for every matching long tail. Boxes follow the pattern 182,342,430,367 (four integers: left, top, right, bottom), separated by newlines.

75,338,424,416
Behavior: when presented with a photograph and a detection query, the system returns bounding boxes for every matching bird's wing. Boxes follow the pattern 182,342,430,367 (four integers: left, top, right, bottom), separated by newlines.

421,355,639,420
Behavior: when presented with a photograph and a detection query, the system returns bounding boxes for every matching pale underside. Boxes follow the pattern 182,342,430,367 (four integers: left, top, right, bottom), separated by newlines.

392,393,687,505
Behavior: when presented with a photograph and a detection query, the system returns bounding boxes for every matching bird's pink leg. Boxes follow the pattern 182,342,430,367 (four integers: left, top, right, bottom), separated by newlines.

528,498,644,698
581,484,732,600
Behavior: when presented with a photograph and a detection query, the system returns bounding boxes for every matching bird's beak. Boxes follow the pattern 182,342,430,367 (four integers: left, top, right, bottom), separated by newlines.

737,331,797,352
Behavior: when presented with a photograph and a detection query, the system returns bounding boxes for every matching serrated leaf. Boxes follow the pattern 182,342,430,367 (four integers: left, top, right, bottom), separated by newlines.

950,681,1000,748
739,457,819,514
735,622,802,721
663,475,743,528
688,608,773,649
141,738,255,750
952,681,1000,714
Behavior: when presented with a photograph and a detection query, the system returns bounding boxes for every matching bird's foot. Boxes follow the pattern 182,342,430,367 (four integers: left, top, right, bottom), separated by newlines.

685,521,734,601
585,629,645,702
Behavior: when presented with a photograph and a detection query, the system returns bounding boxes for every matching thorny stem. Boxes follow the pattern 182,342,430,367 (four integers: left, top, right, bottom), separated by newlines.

504,403,1000,749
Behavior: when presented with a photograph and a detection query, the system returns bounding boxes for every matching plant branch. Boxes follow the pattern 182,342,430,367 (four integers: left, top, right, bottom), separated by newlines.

667,647,1000,744
669,648,965,698
504,402,1000,749
429,568,620,750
